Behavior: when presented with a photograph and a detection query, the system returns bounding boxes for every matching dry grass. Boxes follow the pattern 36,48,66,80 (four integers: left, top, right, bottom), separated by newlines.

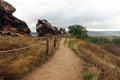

78,40,120,67
103,44,120,57
0,36,59,80
68,38,120,80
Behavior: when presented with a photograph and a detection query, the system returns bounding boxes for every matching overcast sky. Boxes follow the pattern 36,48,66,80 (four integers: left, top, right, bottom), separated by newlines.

6,0,120,32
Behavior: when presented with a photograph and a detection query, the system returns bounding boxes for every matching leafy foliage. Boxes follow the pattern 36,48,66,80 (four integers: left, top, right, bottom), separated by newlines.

87,36,110,44
87,36,120,46
68,24,88,39
112,37,120,44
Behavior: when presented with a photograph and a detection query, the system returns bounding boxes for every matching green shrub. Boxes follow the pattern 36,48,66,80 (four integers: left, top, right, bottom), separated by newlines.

83,72,95,80
112,37,120,44
87,36,110,44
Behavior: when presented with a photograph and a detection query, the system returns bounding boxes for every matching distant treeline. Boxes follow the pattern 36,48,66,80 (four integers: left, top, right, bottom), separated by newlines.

88,31,120,36
87,36,120,45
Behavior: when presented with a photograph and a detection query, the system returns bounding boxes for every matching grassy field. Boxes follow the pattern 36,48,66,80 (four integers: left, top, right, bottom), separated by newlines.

67,38,120,80
0,36,59,80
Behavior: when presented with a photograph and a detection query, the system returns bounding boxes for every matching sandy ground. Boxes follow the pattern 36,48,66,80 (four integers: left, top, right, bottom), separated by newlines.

22,38,82,80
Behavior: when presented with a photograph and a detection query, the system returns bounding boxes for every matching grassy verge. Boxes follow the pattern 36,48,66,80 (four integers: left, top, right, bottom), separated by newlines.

0,36,60,80
67,38,120,80
64,38,68,45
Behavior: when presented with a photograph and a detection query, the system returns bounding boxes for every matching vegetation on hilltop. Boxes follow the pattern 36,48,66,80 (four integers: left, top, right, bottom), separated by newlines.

112,37,120,44
87,36,120,45
87,36,110,44
68,24,88,39
67,24,120,80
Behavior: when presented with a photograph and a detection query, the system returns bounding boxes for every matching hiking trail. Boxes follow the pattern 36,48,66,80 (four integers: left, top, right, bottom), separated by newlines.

22,38,82,80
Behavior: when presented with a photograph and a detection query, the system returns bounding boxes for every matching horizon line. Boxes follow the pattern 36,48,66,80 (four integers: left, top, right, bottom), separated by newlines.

86,28,120,31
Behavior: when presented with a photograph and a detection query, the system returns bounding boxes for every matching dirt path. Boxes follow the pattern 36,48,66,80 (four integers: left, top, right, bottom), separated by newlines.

22,38,82,80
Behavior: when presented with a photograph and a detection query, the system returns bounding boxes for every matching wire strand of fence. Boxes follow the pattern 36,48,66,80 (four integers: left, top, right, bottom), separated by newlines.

33,36,61,39
0,40,46,53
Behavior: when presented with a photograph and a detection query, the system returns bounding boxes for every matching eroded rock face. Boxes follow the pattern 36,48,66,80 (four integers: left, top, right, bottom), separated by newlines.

59,28,67,34
0,0,16,14
36,19,60,37
0,0,31,36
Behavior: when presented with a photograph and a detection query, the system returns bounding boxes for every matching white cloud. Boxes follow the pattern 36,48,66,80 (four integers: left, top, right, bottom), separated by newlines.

6,0,120,32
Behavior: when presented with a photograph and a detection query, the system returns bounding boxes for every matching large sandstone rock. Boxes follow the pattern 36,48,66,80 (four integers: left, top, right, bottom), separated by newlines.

59,28,67,34
36,19,60,37
0,0,15,14
0,0,31,36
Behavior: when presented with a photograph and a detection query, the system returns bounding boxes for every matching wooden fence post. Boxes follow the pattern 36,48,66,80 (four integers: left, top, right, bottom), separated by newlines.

46,37,50,55
54,37,57,47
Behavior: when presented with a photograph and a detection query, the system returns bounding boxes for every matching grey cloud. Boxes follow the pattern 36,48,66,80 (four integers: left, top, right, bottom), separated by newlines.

6,0,120,32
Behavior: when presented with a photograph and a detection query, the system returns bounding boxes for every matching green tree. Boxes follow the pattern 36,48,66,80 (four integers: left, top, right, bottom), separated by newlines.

68,24,88,39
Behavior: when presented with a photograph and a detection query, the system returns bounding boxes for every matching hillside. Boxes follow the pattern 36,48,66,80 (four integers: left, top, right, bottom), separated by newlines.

67,38,120,80
0,36,59,80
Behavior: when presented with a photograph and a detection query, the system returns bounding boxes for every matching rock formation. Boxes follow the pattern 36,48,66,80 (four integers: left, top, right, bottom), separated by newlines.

59,28,67,34
36,19,60,37
0,0,31,36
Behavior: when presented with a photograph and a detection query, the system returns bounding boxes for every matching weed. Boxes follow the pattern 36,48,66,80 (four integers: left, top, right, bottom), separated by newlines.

83,72,95,80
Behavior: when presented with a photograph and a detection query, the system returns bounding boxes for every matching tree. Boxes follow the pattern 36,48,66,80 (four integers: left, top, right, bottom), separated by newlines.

68,24,88,39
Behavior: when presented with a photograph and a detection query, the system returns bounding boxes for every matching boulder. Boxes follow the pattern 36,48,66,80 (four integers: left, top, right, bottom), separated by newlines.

59,28,67,34
36,19,59,37
0,0,31,36
0,0,16,14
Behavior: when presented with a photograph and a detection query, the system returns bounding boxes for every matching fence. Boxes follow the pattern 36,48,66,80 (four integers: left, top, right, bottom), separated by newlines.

0,36,59,80
0,37,58,55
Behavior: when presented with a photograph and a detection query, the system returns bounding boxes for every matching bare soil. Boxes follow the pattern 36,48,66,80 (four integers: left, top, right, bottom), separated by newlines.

22,38,82,80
